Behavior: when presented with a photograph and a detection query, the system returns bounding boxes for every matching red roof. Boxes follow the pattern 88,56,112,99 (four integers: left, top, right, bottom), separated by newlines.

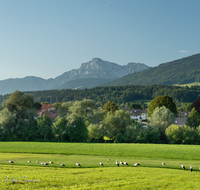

41,104,54,111
37,110,58,120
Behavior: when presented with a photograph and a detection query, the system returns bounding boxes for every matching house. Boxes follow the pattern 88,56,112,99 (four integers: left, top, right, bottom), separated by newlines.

177,111,190,118
175,117,187,126
174,110,190,126
41,104,54,111
37,110,59,120
124,108,148,122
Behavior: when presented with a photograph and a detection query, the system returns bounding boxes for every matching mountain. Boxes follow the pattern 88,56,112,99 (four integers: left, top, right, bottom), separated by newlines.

0,58,149,95
104,53,200,86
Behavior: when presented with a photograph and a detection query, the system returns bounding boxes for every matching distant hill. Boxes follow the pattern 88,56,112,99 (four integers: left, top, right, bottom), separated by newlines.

104,53,200,86
57,78,117,90
0,58,149,95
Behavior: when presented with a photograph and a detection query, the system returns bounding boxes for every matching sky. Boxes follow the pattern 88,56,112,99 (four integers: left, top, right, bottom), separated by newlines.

0,0,200,80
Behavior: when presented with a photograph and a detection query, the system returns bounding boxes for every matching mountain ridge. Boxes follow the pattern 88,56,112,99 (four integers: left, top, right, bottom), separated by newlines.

103,53,200,86
0,58,149,95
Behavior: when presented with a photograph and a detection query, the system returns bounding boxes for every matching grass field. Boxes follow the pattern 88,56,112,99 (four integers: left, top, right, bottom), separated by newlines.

174,82,200,87
0,142,200,189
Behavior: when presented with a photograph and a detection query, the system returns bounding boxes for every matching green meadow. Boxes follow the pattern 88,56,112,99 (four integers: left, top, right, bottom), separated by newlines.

0,142,200,189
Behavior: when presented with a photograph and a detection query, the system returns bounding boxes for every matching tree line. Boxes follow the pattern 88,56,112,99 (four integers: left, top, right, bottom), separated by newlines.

0,85,200,107
1,90,200,144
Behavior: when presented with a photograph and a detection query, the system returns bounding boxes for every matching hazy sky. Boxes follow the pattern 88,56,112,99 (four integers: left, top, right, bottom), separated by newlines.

0,0,199,80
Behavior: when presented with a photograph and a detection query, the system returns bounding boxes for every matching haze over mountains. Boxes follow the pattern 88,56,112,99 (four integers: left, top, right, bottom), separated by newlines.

1,53,200,95
0,58,149,95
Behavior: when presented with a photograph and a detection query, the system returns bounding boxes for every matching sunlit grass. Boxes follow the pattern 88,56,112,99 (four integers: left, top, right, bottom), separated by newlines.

0,165,199,190
1,142,200,189
1,142,200,160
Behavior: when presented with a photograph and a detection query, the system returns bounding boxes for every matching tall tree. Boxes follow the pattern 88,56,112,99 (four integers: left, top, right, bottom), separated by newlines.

52,116,67,141
165,124,184,144
37,114,52,140
0,90,37,140
186,108,200,128
102,101,118,113
149,106,175,142
102,110,131,140
148,95,177,116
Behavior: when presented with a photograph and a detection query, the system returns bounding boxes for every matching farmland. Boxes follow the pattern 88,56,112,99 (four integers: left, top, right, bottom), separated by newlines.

0,142,200,189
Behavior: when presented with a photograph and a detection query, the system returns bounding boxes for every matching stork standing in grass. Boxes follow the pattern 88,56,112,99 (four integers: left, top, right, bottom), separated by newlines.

28,160,31,163
8,160,14,164
36,161,39,163
60,163,65,167
162,162,165,166
120,161,124,166
190,165,193,172
181,163,185,170
116,160,119,167
133,163,140,167
124,161,128,166
100,162,103,167
76,161,81,167
49,161,54,164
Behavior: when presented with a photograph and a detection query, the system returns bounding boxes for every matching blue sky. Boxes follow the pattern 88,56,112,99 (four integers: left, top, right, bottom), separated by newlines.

0,0,199,80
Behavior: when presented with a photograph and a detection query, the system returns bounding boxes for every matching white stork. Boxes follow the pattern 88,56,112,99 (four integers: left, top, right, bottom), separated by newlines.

49,161,54,164
36,160,39,163
190,165,193,172
181,163,185,170
124,161,128,166
76,161,81,167
27,160,31,163
60,163,65,167
120,161,124,165
116,160,119,167
162,162,165,166
100,162,103,167
133,163,140,166
8,160,14,164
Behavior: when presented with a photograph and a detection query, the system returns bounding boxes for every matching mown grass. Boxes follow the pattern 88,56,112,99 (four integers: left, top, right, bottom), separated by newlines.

1,142,200,160
1,142,200,189
0,165,200,190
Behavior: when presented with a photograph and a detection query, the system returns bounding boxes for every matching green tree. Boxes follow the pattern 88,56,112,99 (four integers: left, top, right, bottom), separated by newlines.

0,90,37,140
41,102,49,105
53,102,63,110
52,116,67,141
129,103,141,109
182,125,199,144
33,102,42,110
186,108,200,128
148,95,177,116
102,101,118,113
148,106,175,142
102,110,131,140
66,119,88,142
64,99,97,125
37,114,52,140
87,124,103,142
185,103,192,112
165,124,184,144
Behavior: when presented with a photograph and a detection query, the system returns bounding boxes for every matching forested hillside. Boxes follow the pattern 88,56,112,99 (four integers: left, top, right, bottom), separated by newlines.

0,85,199,105
104,53,200,86
56,78,117,90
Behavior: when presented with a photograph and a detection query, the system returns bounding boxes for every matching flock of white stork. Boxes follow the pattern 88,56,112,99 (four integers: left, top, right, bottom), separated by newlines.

8,159,194,172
